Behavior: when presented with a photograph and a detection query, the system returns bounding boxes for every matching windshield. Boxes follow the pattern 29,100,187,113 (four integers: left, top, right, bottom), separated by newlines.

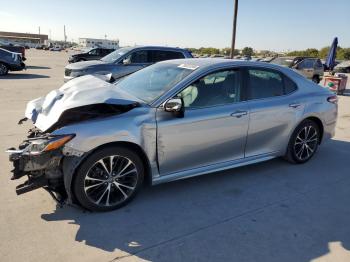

101,47,133,63
271,57,294,67
114,63,195,103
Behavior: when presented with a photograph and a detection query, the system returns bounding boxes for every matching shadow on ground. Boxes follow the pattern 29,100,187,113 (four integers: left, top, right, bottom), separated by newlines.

41,139,350,261
0,73,50,79
26,65,51,70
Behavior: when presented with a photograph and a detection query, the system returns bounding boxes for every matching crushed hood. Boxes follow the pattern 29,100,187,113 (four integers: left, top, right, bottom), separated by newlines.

25,75,141,132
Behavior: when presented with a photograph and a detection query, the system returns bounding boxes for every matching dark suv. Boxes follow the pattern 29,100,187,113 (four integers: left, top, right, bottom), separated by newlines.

271,56,324,83
68,47,115,63
64,46,193,82
0,48,25,75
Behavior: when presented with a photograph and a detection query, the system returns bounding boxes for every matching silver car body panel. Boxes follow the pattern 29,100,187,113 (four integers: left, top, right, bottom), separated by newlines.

25,59,336,187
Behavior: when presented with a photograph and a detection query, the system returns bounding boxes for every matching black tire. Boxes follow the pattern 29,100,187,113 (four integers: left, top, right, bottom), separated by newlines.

74,146,144,211
312,75,320,84
0,63,9,76
284,120,320,164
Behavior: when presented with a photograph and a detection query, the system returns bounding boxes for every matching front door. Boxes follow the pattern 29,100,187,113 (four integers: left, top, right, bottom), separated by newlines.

156,68,249,175
112,50,151,79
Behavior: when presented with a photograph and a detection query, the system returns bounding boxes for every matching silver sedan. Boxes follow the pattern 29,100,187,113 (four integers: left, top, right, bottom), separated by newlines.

7,59,338,211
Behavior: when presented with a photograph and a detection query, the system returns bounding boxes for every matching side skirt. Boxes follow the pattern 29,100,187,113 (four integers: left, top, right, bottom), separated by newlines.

152,152,279,185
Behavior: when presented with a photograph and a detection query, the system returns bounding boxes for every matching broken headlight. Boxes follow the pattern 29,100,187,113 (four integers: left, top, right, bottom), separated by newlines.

28,134,75,155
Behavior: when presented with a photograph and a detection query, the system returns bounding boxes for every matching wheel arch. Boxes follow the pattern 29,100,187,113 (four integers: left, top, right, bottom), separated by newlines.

303,116,324,144
291,116,324,145
64,141,153,205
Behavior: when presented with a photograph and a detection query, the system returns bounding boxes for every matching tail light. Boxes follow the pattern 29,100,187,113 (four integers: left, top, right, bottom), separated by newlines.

327,95,338,104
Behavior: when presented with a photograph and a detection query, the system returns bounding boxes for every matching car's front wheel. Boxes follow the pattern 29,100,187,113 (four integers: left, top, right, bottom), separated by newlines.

0,63,9,76
285,120,320,164
74,146,144,211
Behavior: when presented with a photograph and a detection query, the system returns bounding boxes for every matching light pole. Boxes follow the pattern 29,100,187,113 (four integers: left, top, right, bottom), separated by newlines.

230,0,239,58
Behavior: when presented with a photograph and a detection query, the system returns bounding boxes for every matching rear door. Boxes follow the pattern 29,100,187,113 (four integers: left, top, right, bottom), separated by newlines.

244,67,301,157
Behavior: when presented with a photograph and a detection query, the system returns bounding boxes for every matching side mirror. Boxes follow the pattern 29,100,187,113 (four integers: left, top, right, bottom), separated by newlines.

164,98,184,118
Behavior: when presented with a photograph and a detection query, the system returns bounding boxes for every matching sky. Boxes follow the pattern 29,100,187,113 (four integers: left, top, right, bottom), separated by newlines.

0,0,349,51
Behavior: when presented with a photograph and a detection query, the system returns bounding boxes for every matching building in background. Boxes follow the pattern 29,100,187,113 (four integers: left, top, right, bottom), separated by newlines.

0,31,48,47
78,37,119,49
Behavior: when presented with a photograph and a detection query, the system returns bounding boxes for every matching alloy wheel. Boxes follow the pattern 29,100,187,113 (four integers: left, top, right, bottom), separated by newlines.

83,155,138,207
293,125,318,161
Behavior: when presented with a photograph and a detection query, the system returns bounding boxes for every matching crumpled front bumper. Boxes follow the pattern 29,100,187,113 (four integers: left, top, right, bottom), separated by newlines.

7,143,67,203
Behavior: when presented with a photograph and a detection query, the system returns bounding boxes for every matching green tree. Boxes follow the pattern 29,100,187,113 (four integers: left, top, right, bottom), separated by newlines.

342,48,350,60
242,47,254,57
319,46,330,58
220,47,239,56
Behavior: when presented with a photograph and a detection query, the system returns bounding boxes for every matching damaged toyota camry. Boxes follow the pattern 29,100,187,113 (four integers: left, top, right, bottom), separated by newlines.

7,59,337,211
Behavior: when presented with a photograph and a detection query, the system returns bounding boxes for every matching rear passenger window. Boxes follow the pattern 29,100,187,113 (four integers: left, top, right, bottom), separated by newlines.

298,59,315,69
247,69,284,99
284,77,297,94
152,51,184,62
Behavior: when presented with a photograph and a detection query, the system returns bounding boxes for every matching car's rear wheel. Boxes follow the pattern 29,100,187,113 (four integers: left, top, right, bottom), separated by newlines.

74,146,144,211
0,63,9,76
285,120,320,164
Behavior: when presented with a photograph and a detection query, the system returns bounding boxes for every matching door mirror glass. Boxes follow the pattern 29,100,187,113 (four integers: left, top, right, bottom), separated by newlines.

164,98,184,117
165,98,183,112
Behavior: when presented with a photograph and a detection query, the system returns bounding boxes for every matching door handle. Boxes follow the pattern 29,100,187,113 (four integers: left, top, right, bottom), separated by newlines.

231,110,247,118
289,102,301,108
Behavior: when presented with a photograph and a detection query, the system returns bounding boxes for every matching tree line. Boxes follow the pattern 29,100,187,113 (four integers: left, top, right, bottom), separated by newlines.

187,46,350,60
286,47,350,60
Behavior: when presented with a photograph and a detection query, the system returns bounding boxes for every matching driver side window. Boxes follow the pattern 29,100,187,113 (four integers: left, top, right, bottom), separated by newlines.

177,69,241,108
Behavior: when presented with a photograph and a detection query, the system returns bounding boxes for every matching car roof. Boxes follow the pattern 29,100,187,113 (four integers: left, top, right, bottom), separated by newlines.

127,45,189,52
159,58,294,72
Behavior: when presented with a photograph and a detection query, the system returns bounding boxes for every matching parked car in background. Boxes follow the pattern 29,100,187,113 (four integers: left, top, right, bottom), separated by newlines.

64,46,193,82
0,44,26,61
35,45,45,50
333,61,350,73
50,46,63,51
68,47,115,63
8,59,337,211
270,56,324,83
0,48,26,75
260,57,275,62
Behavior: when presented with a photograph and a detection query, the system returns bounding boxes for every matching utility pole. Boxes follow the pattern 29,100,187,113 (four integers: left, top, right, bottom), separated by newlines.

230,0,239,58
38,26,40,35
64,25,67,43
